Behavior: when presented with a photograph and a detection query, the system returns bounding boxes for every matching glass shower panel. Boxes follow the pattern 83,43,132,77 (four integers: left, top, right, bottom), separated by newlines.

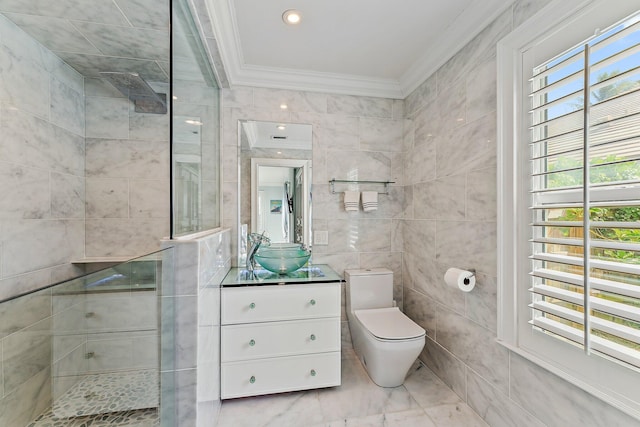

172,0,221,237
0,248,174,427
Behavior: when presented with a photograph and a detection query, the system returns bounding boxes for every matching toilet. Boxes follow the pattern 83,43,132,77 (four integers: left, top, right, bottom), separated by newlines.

345,268,425,387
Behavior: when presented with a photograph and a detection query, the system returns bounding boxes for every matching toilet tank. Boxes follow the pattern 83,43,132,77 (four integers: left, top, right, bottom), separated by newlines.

345,268,393,312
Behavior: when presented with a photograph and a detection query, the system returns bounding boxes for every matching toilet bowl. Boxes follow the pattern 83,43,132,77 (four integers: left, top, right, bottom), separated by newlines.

345,269,425,387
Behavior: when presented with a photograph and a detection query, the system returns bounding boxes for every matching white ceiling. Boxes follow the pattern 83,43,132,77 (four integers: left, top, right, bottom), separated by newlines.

206,0,515,98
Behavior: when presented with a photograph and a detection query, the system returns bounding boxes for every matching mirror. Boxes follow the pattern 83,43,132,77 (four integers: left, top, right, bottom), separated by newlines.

239,120,312,249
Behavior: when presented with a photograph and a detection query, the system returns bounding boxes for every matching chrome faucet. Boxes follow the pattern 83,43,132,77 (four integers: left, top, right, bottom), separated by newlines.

246,232,270,272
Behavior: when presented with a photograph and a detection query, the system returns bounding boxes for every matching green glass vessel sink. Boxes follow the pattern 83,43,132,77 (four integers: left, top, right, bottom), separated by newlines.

254,243,311,274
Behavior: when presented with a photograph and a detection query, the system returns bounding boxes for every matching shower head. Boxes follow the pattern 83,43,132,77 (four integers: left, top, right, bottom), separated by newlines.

99,72,167,114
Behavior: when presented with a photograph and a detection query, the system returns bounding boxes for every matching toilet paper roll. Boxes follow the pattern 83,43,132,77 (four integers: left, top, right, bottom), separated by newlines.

444,268,476,292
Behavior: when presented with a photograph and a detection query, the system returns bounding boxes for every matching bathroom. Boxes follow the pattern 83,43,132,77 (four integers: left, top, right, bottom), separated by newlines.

2,0,640,426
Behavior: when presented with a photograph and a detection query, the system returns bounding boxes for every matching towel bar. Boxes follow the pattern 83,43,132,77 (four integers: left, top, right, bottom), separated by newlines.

329,178,395,194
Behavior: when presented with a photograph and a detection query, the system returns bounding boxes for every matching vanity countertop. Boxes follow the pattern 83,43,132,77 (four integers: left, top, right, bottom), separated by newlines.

222,264,342,287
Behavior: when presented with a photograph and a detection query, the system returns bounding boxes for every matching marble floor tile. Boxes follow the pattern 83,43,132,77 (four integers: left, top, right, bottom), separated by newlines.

219,347,485,427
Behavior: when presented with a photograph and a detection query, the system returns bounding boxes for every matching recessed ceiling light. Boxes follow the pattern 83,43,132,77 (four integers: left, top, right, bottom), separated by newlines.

185,119,203,126
277,124,286,130
282,9,301,25
280,103,288,110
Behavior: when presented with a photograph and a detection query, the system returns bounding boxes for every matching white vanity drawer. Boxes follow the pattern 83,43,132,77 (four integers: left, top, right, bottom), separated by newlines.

221,352,341,399
221,283,340,324
221,318,340,362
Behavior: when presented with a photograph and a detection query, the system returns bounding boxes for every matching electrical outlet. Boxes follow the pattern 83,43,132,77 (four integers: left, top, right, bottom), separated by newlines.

314,230,328,245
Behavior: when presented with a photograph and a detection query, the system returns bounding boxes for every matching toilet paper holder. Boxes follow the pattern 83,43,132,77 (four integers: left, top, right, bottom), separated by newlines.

463,268,476,285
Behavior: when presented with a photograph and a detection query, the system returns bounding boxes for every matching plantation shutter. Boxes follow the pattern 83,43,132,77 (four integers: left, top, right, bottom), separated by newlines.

529,13,640,368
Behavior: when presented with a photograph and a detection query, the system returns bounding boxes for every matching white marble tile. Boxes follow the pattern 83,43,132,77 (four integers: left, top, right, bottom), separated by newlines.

85,138,169,179
49,76,85,136
51,172,84,219
465,272,497,333
130,179,170,218
435,220,496,277
466,369,545,427
404,362,461,410
326,150,392,183
435,81,467,130
327,95,393,118
325,219,391,253
2,317,51,394
253,88,327,113
402,219,436,260
73,21,168,61
404,140,436,185
359,118,404,152
55,51,168,82
1,107,85,176
85,178,129,219
316,356,420,422
466,59,497,123
0,0,129,24
436,306,509,393
423,401,489,427
315,115,359,151
0,32,50,119
405,74,437,119
513,0,553,28
403,288,437,339
84,218,167,257
0,269,51,303
1,219,84,277
85,96,130,139
114,0,169,30
510,353,639,427
436,112,496,179
129,109,169,142
436,9,511,92
403,256,465,316
0,162,50,219
0,365,50,427
0,289,50,340
222,87,253,109
466,167,497,221
419,337,466,399
219,389,325,427
3,12,99,56
84,77,125,98
413,175,466,221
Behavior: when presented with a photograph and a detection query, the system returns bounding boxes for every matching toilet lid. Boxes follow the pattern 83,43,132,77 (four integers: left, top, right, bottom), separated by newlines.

354,307,425,340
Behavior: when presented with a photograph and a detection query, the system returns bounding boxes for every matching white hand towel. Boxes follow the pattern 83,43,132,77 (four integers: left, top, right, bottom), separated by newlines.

343,191,360,211
361,191,378,212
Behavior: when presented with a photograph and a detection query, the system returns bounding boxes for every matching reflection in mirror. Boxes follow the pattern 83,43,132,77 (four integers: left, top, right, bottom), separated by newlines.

238,121,312,261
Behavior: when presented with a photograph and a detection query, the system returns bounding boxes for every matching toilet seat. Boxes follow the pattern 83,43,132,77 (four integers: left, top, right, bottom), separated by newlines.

354,307,425,341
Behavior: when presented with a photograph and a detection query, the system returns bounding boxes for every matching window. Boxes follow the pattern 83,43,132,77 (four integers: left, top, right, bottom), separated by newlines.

530,11,640,370
498,0,640,419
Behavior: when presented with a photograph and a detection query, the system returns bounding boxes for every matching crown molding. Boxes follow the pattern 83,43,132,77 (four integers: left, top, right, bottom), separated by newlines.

207,0,515,100
399,0,516,97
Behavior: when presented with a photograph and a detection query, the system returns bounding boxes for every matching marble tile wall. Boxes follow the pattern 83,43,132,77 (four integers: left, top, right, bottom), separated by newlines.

0,14,86,302
402,0,638,425
222,87,407,307
161,228,231,427
84,78,170,258
0,14,86,425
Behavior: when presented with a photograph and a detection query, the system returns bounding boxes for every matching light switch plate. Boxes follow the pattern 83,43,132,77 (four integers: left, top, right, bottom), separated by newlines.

314,230,328,245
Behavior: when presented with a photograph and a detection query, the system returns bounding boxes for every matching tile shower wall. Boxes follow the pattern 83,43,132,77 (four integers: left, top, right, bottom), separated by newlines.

222,87,407,310
0,14,85,302
161,228,231,427
84,78,170,258
402,0,638,425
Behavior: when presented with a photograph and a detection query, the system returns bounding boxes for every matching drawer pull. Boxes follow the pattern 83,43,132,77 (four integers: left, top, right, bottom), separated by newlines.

310,369,317,377
249,302,256,309
310,334,316,341
249,339,256,346
310,299,316,306
250,375,256,384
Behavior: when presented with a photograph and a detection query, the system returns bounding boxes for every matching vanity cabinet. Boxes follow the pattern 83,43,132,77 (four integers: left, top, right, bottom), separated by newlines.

220,275,341,399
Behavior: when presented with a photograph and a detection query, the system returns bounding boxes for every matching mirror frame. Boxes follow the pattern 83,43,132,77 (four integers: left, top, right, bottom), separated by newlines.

250,157,311,245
